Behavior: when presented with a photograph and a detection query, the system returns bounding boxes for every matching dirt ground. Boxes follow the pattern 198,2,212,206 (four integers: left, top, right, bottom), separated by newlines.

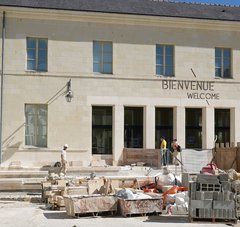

0,201,238,227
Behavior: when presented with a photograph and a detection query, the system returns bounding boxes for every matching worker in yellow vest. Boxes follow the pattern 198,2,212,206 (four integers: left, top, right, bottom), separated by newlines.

160,136,168,166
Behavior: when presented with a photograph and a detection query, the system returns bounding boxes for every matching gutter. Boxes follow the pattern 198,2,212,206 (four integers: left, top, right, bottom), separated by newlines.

0,11,6,163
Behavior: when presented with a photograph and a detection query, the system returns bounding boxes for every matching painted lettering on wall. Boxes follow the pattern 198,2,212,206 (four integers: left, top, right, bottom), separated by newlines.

162,80,220,100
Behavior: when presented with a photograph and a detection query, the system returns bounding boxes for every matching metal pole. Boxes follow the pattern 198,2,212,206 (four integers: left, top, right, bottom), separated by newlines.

0,11,6,163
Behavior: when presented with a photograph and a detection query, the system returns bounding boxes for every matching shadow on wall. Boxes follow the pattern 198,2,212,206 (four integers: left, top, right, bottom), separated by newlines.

1,82,69,163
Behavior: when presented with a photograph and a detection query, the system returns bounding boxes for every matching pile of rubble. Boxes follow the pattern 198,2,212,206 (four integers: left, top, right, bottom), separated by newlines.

228,169,240,219
41,169,188,217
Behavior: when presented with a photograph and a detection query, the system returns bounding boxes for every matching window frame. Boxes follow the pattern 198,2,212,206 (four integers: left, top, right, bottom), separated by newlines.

25,104,48,148
215,47,232,79
26,37,48,72
93,40,113,74
156,44,175,77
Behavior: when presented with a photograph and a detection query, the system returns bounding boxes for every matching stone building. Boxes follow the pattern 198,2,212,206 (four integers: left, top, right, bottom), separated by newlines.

0,0,240,166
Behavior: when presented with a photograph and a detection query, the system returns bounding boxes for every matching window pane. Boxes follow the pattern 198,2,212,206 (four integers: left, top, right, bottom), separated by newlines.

215,48,221,58
38,50,47,61
156,66,163,75
38,61,47,71
27,60,36,70
27,38,36,49
27,49,36,60
156,45,163,55
93,53,101,64
156,55,163,65
223,58,230,68
103,53,112,63
165,66,173,76
93,63,100,72
223,68,231,78
166,55,173,66
38,39,47,49
223,49,231,58
103,42,112,53
26,105,35,114
215,68,221,77
38,136,47,147
165,45,173,56
103,63,112,74
215,58,222,68
93,41,101,53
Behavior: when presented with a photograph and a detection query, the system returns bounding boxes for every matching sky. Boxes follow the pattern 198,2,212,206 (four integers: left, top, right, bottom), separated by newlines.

175,0,240,6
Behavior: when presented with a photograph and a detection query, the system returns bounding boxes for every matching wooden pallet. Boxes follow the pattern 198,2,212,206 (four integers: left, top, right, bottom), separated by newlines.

74,210,118,218
122,211,162,218
189,216,237,224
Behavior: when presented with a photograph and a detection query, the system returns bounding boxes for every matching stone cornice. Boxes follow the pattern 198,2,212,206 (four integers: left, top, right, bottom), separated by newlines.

1,6,240,32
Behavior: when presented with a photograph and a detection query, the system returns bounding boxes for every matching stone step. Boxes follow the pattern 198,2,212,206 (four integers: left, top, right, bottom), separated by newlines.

0,178,43,192
0,171,48,178
0,192,41,202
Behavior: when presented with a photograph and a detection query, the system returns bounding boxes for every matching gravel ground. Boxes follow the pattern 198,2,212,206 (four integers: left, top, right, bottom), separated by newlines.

0,201,238,227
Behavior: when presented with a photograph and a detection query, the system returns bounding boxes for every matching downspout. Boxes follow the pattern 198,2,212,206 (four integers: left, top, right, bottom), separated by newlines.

0,11,6,164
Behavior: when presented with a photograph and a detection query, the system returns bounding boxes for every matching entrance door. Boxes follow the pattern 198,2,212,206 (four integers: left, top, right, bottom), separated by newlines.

186,108,202,149
155,108,173,149
124,107,143,148
92,106,112,154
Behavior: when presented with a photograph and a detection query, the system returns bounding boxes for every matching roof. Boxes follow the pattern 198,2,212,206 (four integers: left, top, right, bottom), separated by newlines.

0,0,240,22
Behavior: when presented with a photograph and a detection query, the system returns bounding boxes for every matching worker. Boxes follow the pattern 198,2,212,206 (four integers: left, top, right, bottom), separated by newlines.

160,136,168,166
171,139,180,165
60,144,68,175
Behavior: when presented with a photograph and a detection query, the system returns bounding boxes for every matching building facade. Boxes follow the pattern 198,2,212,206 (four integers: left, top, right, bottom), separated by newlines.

0,0,240,166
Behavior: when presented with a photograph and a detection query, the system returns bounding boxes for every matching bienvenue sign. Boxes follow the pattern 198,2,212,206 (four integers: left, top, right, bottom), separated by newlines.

162,80,220,100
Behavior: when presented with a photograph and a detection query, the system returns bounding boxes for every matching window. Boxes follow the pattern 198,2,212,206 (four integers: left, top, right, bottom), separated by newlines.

186,108,202,149
156,44,174,77
124,107,143,148
93,41,112,74
215,48,231,78
92,106,112,154
215,109,230,144
25,104,47,147
27,37,48,71
155,108,173,149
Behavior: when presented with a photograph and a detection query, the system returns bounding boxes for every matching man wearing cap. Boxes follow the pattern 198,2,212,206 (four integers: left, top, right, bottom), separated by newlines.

60,144,68,175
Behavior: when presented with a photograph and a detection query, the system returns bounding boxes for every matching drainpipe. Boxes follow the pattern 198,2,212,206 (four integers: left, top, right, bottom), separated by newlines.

0,11,6,164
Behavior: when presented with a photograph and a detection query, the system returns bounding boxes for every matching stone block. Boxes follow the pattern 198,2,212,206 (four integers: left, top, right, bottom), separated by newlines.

218,174,229,182
190,208,212,218
213,201,235,209
57,180,67,187
221,181,231,191
190,200,212,209
182,172,189,187
199,183,221,192
67,186,88,195
216,191,234,201
196,191,213,200
189,182,196,200
213,209,236,219
196,191,203,200
197,174,219,184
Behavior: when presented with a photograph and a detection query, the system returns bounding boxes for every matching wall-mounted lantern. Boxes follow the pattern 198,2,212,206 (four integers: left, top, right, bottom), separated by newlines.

65,79,73,102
